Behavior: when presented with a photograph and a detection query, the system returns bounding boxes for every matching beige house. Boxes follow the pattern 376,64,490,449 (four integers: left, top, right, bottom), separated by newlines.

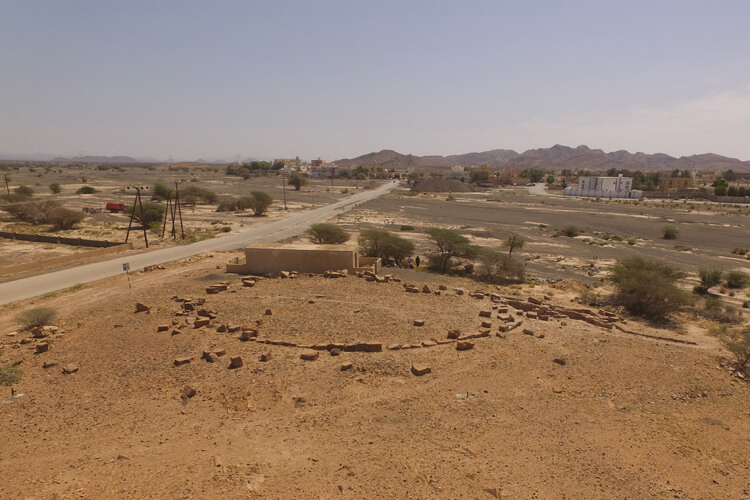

226,242,381,275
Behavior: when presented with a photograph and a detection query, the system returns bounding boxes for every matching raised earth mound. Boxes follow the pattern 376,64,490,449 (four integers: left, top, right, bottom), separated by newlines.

0,253,748,498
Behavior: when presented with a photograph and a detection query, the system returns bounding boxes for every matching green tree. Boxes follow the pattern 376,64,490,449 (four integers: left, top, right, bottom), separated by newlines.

503,233,525,257
127,202,164,228
358,229,414,264
609,257,689,320
49,182,61,194
712,178,729,196
152,181,175,201
248,191,272,216
76,186,97,194
521,168,545,183
425,228,478,273
289,172,308,191
306,223,350,244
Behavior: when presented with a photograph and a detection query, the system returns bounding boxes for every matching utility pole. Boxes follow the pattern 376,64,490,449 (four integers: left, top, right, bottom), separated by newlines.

3,175,9,195
282,175,287,210
174,182,185,238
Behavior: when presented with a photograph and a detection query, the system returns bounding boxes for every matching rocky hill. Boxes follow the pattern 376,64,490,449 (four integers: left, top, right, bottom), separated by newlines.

335,145,750,172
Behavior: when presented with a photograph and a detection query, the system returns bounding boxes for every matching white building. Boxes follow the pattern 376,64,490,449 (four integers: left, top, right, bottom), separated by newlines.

565,174,642,199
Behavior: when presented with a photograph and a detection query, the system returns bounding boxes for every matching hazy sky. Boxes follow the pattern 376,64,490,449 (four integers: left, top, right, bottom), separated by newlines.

1,1,749,161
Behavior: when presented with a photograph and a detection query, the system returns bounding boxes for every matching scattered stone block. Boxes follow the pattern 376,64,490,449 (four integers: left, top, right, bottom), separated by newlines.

447,329,461,339
470,293,485,299
411,364,431,376
422,340,437,347
157,325,169,332
496,307,509,314
413,319,425,327
329,348,341,356
300,349,319,361
213,349,226,357
181,385,197,399
387,343,401,350
456,341,474,351
62,364,79,374
528,297,542,305
264,308,275,316
479,310,492,318
35,342,49,354
405,287,419,294
259,352,272,362
229,356,243,369
523,329,534,336
481,321,492,329
438,285,447,291
240,329,258,341
42,361,58,369
455,288,465,295
526,311,538,319
171,328,182,336
490,293,502,302
135,302,151,313
194,318,211,328
422,285,432,293
364,342,383,352
341,361,353,371
216,324,228,333
553,358,567,366
174,356,193,366
202,352,218,363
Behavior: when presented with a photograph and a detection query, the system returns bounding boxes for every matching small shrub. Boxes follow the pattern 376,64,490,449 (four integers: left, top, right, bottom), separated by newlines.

127,202,164,228
730,248,747,256
152,182,175,201
216,198,238,212
662,225,679,239
477,248,525,284
696,268,722,294
49,182,61,194
306,223,350,244
48,207,85,230
627,238,637,245
400,225,415,231
15,307,57,329
609,256,689,320
0,365,22,386
220,226,231,233
76,186,97,194
725,270,748,289
559,225,582,237
446,194,456,202
179,185,217,204
720,327,750,375
13,185,34,196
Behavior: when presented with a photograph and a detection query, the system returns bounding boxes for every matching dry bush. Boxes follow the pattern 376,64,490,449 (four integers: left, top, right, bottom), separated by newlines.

48,207,84,230
15,307,57,329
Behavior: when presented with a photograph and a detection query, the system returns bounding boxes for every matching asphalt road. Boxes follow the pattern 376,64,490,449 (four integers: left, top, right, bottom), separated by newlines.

0,181,400,306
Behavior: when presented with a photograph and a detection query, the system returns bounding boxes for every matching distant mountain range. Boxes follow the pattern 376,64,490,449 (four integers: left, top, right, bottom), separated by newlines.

335,145,750,173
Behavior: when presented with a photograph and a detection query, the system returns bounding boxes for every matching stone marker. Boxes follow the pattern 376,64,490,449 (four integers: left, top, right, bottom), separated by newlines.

229,356,243,369
413,319,425,327
135,302,151,313
157,325,169,332
62,364,79,374
35,342,49,353
300,349,319,361
456,341,474,351
341,361,353,371
174,356,193,366
411,364,431,376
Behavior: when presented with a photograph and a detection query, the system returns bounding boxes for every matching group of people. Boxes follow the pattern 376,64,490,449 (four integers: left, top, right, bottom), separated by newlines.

384,255,421,269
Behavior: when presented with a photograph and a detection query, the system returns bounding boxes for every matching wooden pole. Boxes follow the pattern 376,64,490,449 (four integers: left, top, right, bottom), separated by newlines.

282,176,287,210
3,175,9,195
124,189,138,243
137,188,149,248
175,182,185,238
161,195,170,238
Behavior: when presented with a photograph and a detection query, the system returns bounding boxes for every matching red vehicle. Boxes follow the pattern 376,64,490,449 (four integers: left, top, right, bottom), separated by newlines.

106,202,126,213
